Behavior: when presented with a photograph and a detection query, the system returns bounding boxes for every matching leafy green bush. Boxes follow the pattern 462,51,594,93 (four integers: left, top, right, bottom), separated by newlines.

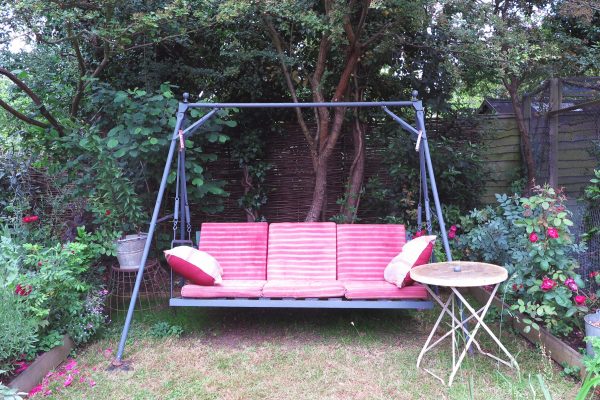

361,119,484,226
149,321,184,338
0,288,38,371
453,186,586,336
16,231,108,346
0,226,109,374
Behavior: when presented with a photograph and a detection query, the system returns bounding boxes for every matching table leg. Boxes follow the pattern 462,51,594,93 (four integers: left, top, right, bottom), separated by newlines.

417,284,519,386
453,287,520,371
417,293,454,370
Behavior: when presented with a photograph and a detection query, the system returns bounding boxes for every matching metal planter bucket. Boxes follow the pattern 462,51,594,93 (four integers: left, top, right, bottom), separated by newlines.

584,310,600,356
116,233,148,270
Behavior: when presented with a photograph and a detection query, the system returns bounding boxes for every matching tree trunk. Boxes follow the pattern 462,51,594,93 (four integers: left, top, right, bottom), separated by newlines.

505,78,536,191
306,159,329,222
340,118,365,223
241,165,258,222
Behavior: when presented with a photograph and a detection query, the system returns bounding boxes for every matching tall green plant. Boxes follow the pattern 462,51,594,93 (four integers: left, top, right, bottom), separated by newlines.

0,288,38,371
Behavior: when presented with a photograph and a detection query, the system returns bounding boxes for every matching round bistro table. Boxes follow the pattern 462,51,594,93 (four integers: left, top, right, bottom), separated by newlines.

411,261,519,386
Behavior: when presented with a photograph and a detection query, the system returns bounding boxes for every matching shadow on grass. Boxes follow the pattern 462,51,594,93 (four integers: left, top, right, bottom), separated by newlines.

105,300,430,347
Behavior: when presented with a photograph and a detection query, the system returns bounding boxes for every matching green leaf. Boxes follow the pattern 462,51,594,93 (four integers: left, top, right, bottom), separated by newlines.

224,120,237,127
149,138,158,145
207,186,225,195
563,219,574,226
192,178,204,186
554,218,561,226
107,138,119,149
523,325,531,333
114,148,127,158
114,91,128,103
542,202,550,210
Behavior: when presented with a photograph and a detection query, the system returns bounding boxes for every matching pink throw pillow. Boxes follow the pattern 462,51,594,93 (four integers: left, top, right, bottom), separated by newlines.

383,235,436,288
164,246,223,286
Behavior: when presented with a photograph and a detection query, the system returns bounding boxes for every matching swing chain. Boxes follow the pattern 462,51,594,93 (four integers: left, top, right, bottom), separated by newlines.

173,193,179,234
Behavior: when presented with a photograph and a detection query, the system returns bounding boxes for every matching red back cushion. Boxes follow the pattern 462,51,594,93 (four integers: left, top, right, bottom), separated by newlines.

164,246,222,286
267,222,337,280
337,224,406,280
199,222,268,280
384,235,436,287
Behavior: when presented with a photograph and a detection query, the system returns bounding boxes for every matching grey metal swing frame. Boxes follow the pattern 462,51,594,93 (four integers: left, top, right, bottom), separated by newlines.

114,90,454,363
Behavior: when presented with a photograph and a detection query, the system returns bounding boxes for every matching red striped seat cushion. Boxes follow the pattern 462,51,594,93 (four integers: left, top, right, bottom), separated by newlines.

262,280,345,298
199,222,268,280
343,281,427,300
337,224,406,280
181,280,266,298
267,222,337,280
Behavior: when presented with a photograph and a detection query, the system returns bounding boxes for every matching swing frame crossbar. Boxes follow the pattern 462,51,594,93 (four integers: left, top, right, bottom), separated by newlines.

114,90,455,363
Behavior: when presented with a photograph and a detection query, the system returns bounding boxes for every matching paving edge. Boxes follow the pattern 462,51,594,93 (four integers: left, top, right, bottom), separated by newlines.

8,335,75,393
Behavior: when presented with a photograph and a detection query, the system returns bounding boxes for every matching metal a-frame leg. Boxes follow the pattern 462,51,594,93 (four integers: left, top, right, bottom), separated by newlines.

113,101,219,366
111,110,185,368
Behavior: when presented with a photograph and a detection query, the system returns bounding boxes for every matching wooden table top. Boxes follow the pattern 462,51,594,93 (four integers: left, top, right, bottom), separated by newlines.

410,261,508,287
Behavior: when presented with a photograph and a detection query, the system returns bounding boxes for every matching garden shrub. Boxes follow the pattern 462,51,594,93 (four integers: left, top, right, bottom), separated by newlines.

0,288,38,372
16,229,109,346
452,185,587,336
0,226,110,372
360,117,484,226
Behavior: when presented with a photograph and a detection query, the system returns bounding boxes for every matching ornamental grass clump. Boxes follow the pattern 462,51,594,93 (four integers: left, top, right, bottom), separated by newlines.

454,185,587,336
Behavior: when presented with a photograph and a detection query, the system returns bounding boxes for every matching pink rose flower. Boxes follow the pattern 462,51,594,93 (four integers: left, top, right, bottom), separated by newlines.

541,277,557,291
448,229,456,239
22,215,39,223
529,232,538,243
15,284,32,296
450,225,457,231
547,227,559,239
575,295,586,305
564,277,578,292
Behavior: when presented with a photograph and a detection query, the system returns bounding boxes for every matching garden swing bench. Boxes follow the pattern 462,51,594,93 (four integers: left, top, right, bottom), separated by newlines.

114,90,456,364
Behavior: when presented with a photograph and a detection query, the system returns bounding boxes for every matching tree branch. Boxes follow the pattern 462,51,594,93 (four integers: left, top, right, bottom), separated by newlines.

0,67,65,135
263,14,317,160
310,36,331,149
68,24,86,118
0,98,50,129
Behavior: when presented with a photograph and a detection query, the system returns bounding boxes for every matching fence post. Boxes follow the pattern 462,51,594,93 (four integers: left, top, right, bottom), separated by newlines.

548,78,562,188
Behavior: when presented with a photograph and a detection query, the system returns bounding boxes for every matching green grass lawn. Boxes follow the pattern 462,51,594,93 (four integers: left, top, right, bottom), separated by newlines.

43,300,581,400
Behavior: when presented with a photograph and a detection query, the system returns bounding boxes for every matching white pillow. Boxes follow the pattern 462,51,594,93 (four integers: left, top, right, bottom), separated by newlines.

164,246,223,286
384,235,436,288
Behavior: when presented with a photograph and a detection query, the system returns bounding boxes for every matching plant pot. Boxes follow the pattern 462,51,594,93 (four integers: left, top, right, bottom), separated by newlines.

115,233,148,270
584,310,600,356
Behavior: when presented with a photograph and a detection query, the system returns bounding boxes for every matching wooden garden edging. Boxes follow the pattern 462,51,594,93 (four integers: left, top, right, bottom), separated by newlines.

8,335,74,393
469,287,586,379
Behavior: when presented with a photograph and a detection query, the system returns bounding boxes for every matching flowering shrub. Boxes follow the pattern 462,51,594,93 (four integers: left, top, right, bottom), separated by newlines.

17,236,108,347
453,185,586,336
0,225,109,374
